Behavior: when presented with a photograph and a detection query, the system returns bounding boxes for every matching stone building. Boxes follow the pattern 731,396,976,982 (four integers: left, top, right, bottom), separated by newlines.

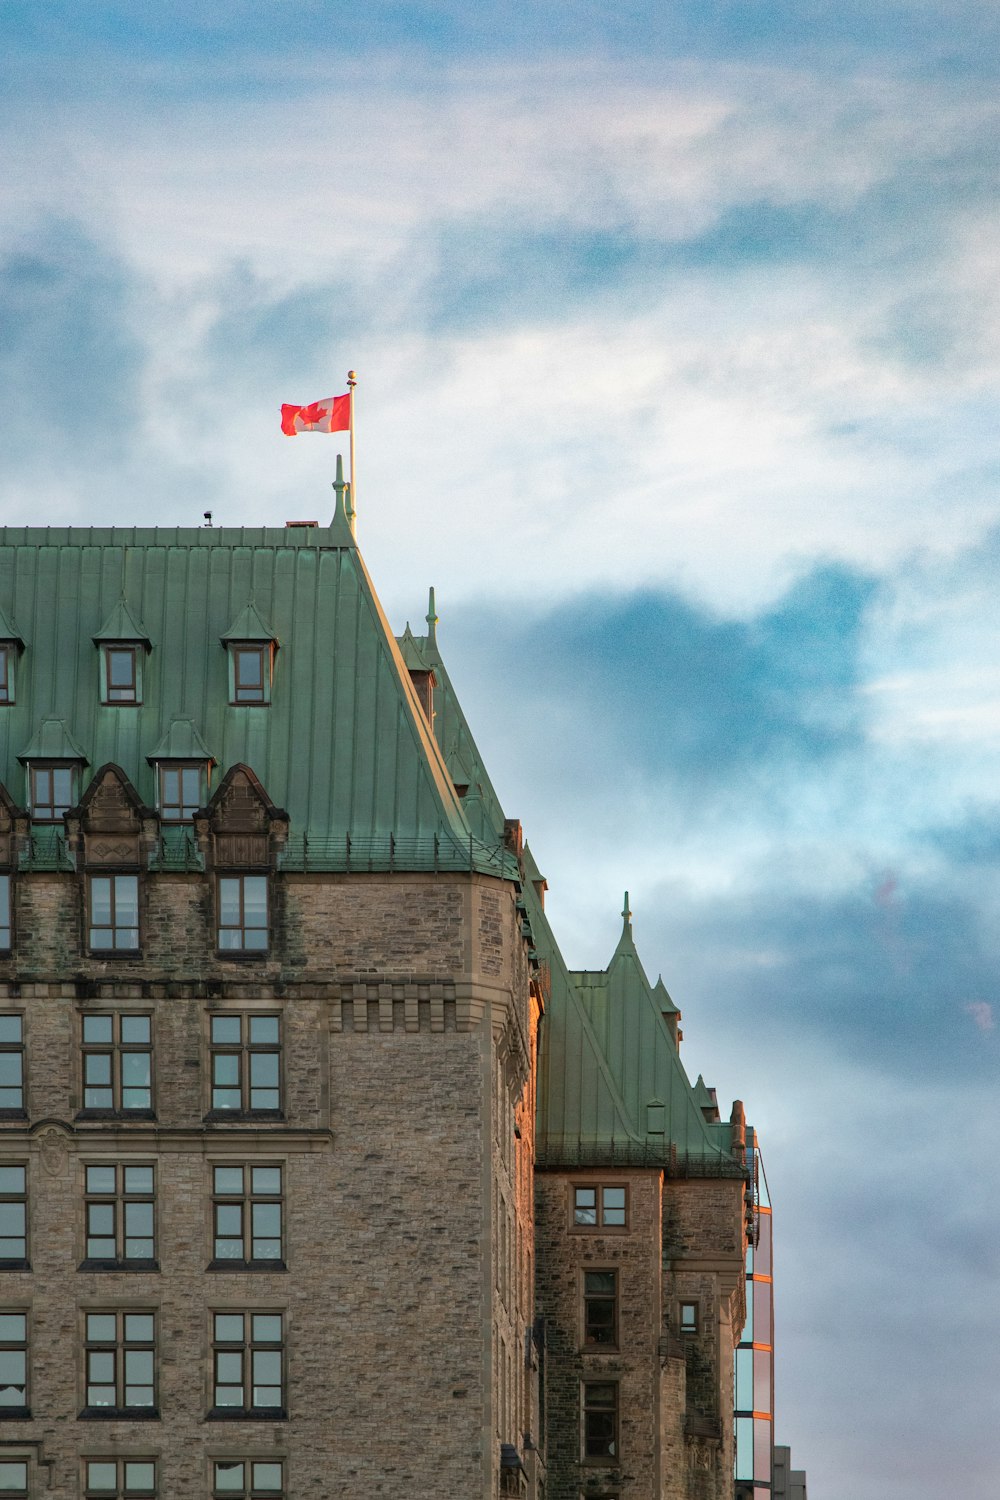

0,479,773,1498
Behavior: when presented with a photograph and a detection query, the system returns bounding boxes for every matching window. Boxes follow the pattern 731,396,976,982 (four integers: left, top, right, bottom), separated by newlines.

212,1460,283,1495
0,649,12,706
0,1313,27,1411
29,764,75,821
217,876,269,953
81,1014,153,1114
84,1165,156,1267
84,1459,156,1496
573,1184,627,1228
0,877,10,951
209,1016,280,1114
102,646,140,705
157,763,204,822
229,645,272,705
83,1310,156,1413
680,1301,699,1335
210,1312,284,1416
88,876,140,952
583,1271,617,1347
212,1165,282,1266
0,1462,26,1495
582,1381,618,1460
0,1018,23,1113
0,1169,27,1266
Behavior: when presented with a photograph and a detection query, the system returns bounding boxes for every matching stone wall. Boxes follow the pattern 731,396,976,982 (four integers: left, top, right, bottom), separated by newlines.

534,1168,664,1500
0,866,534,1498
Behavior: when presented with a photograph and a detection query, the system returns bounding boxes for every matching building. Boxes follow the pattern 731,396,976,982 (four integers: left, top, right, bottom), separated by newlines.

0,475,796,1498
772,1447,808,1500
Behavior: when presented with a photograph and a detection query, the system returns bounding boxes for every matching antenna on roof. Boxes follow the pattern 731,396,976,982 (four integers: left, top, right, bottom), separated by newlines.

203,511,213,528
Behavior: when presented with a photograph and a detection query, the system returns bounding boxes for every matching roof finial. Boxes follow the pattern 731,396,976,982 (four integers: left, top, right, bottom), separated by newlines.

426,586,438,647
622,890,632,931
332,454,349,526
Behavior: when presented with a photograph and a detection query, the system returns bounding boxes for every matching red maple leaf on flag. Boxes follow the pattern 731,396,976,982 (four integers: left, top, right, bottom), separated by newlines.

297,402,329,428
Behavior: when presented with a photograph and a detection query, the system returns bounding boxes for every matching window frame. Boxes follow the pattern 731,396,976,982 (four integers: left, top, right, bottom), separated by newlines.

0,1457,28,1495
82,1162,157,1271
156,761,207,822
571,1182,629,1231
679,1300,700,1335
209,1310,286,1419
0,875,11,954
87,874,141,955
0,1310,29,1416
83,1457,158,1497
100,644,142,707
0,647,12,708
211,1458,285,1496
0,1167,28,1269
210,1163,284,1270
0,1016,24,1117
581,1379,619,1463
228,643,273,707
79,1013,154,1118
582,1268,618,1350
28,762,77,822
208,1014,282,1118
216,875,270,956
82,1308,157,1417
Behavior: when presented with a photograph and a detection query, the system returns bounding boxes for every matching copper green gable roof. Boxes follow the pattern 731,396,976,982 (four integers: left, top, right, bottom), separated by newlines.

524,848,647,1163
0,604,23,646
18,717,89,763
147,717,216,765
0,519,504,867
397,600,508,847
221,601,278,644
534,880,739,1170
93,598,153,646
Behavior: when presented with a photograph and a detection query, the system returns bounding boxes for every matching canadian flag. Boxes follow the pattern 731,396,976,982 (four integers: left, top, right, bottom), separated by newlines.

280,394,350,435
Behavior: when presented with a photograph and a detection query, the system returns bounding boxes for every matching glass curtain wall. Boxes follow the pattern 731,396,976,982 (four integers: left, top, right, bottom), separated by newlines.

735,1129,773,1499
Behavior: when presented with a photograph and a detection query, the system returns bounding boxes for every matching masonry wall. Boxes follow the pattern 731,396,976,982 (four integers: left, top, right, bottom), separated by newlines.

663,1177,747,1500
0,867,534,1499
534,1168,665,1500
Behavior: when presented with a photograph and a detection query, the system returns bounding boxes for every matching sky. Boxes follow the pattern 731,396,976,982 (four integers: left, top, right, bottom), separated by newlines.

2,3,999,1494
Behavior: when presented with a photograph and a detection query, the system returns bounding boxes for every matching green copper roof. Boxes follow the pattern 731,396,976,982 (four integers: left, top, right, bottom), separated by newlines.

18,717,89,763
93,598,153,646
221,600,278,644
0,519,504,867
533,879,739,1169
397,603,508,848
0,604,23,646
147,716,216,764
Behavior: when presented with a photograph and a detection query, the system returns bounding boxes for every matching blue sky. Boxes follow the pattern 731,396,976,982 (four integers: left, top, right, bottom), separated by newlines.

3,5,999,1494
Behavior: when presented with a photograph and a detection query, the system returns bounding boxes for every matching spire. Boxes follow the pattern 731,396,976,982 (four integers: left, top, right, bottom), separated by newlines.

426,587,438,649
622,890,632,933
330,454,356,543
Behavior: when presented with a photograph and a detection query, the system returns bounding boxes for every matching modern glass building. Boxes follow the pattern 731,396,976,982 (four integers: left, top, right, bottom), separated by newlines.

735,1127,774,1499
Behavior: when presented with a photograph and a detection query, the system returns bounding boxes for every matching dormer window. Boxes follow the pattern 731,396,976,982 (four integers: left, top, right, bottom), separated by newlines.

19,718,88,823
221,603,278,709
30,764,76,822
93,598,151,709
158,763,205,821
102,645,140,705
230,644,272,705
0,608,24,707
148,719,215,823
0,646,13,706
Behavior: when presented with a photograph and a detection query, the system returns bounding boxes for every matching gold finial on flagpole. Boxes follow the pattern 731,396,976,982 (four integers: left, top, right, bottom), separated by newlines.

346,370,357,537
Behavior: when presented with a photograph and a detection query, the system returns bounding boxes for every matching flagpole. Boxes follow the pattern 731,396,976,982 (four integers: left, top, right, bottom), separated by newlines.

346,369,357,536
